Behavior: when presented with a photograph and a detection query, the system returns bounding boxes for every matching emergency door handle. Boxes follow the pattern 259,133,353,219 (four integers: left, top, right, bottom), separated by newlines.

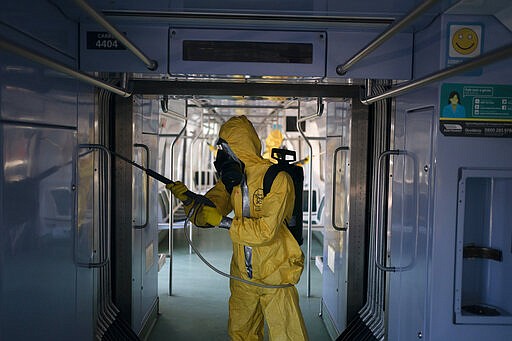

332,146,350,231
374,149,419,272
74,144,111,268
133,143,149,229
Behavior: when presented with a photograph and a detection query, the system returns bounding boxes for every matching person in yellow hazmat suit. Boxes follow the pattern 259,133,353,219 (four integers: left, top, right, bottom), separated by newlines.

167,115,308,341
262,128,283,161
262,128,309,166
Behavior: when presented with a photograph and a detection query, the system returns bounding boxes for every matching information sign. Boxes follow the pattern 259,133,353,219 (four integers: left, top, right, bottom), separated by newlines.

440,83,512,137
86,31,126,50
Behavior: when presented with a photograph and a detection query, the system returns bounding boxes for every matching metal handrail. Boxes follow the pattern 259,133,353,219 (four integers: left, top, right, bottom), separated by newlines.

74,144,112,268
296,102,315,298
0,36,131,97
189,98,226,125
161,96,188,121
296,97,324,297
255,99,296,132
168,103,188,296
361,42,512,104
336,0,440,75
133,143,150,229
374,150,420,272
297,97,324,123
331,146,350,231
74,0,158,71
185,107,205,255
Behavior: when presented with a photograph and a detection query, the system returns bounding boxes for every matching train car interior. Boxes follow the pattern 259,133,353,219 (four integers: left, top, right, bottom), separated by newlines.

1,0,512,340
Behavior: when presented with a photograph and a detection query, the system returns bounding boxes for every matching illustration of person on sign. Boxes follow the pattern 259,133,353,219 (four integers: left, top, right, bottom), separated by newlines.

442,91,466,118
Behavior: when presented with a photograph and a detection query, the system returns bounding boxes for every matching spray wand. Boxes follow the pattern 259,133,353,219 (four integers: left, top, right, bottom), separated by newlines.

109,149,215,207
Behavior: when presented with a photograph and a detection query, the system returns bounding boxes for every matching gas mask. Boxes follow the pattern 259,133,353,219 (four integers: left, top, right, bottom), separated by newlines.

214,139,245,193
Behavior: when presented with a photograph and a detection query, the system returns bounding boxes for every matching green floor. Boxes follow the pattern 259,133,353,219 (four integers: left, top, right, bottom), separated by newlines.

148,226,331,341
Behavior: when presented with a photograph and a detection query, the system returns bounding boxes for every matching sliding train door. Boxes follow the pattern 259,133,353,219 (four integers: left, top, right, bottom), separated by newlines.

112,95,159,338
132,97,159,335
322,98,369,338
386,106,435,340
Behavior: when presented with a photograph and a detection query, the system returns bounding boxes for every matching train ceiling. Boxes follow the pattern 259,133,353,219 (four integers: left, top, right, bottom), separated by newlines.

58,0,512,20
41,1,510,33
9,0,509,126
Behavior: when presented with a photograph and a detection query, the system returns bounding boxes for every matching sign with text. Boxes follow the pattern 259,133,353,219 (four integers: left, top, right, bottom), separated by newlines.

440,83,512,137
86,31,126,50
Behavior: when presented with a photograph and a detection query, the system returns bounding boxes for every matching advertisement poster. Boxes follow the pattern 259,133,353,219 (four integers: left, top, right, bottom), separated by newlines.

440,83,512,137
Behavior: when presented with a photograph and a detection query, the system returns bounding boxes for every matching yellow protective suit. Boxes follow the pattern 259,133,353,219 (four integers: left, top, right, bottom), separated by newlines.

204,115,308,341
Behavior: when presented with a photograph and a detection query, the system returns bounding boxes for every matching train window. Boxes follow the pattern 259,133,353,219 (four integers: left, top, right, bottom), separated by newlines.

302,190,317,212
286,116,306,132
316,196,325,221
50,188,72,217
194,170,216,187
183,40,313,64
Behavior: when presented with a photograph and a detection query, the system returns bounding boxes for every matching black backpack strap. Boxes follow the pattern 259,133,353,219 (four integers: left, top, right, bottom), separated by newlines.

263,165,290,229
262,163,304,246
263,164,282,197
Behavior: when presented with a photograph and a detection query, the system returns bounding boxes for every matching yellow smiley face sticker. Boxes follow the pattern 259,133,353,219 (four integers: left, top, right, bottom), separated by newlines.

452,27,478,55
